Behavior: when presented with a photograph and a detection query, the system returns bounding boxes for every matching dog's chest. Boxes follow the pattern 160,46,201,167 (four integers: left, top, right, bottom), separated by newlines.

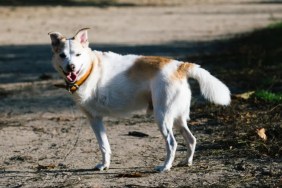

83,89,111,116
93,89,108,106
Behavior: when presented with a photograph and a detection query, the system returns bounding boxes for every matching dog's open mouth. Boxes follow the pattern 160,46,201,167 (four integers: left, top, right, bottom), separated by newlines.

64,69,81,83
65,72,78,83
62,64,83,83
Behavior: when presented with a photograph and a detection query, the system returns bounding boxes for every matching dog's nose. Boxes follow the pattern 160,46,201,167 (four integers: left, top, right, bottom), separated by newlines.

67,64,75,72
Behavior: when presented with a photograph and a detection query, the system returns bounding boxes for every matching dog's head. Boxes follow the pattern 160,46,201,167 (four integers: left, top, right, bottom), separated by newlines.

49,28,92,83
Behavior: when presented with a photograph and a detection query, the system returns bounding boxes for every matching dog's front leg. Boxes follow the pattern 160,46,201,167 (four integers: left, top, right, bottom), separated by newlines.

89,116,111,171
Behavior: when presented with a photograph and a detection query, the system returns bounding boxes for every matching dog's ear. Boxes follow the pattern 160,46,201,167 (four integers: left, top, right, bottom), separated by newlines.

74,28,90,48
48,32,66,53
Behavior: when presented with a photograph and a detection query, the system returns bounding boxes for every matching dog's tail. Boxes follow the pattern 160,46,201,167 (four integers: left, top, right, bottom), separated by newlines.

188,64,231,106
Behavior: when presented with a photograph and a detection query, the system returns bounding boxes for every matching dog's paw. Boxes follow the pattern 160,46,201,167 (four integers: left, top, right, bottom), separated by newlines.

94,163,109,171
154,165,171,173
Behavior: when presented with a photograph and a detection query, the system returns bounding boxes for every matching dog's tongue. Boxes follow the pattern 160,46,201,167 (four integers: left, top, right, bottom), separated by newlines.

66,72,77,83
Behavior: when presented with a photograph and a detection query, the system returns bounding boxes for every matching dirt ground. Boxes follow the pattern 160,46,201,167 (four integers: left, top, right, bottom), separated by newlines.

0,1,282,187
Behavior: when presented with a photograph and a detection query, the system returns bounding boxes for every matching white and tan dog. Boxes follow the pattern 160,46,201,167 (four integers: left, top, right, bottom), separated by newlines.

49,28,230,172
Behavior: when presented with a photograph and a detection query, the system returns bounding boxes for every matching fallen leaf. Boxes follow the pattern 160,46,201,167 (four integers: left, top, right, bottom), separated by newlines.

257,128,267,141
234,91,255,100
36,164,56,171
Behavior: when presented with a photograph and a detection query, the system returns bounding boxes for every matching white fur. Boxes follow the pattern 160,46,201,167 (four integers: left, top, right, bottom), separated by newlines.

188,65,231,106
49,29,231,172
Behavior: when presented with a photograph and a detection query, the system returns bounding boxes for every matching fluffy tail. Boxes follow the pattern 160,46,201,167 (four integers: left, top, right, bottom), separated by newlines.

188,64,231,105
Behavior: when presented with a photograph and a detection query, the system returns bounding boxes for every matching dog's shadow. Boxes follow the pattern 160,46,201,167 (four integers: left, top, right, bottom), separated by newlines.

0,166,157,178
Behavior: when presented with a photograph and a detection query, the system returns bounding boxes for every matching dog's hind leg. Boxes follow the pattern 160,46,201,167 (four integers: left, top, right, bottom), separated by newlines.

89,116,111,171
154,110,177,172
176,117,196,167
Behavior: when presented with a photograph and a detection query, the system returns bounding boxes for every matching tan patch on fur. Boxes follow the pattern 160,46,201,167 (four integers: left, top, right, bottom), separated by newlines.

128,56,171,79
173,62,194,80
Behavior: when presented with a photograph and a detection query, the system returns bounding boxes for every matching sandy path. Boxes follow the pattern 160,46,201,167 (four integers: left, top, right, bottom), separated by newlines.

0,2,282,45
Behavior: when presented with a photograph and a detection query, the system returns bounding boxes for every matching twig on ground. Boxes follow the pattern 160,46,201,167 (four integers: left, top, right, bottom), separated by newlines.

63,106,82,162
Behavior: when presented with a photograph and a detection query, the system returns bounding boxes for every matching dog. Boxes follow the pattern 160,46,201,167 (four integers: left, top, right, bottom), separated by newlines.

48,28,230,172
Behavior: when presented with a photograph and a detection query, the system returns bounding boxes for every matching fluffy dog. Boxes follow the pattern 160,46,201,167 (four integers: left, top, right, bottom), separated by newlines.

49,28,230,172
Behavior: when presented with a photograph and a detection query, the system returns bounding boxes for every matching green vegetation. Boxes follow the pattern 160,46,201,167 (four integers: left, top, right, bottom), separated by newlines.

255,90,282,102
267,21,282,29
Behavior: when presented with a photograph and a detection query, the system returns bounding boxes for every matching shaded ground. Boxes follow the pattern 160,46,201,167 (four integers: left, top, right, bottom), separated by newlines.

0,1,282,187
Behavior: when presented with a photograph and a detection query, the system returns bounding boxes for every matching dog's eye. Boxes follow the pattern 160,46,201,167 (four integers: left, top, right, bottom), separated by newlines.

76,53,81,57
59,53,66,59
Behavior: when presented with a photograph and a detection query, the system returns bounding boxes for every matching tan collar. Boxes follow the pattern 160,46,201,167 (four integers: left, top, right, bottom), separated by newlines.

55,62,94,93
